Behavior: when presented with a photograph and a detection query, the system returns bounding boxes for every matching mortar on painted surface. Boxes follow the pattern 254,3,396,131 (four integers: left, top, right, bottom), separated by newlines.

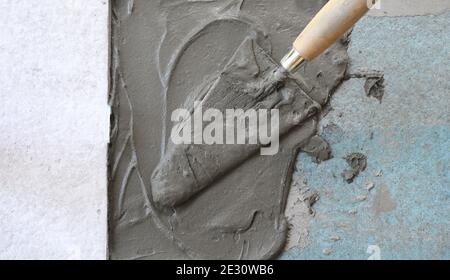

109,0,350,259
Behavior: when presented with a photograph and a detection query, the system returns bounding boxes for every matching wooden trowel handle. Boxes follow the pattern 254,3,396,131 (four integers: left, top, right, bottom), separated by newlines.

294,0,371,60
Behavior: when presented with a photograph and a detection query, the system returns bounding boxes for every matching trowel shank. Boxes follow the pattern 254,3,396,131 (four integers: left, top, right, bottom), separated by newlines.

281,0,372,73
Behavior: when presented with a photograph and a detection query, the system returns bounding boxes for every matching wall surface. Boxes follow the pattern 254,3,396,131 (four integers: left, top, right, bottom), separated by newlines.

0,0,109,259
283,8,450,260
0,0,448,260
368,0,450,16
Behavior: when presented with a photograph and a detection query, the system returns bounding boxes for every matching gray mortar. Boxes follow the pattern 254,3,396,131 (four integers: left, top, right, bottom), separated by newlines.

109,0,349,260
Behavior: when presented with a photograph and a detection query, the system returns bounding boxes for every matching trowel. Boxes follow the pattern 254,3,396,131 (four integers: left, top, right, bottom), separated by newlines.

280,0,372,73
151,0,374,208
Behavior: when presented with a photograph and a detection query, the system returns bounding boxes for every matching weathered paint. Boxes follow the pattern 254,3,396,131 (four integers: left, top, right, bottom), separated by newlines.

282,12,450,259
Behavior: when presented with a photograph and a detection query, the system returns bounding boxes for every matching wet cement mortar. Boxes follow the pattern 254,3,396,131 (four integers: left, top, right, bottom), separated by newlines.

108,0,369,260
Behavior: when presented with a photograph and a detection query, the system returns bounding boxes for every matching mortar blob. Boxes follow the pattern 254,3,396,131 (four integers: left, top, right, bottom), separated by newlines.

151,38,320,208
109,0,349,260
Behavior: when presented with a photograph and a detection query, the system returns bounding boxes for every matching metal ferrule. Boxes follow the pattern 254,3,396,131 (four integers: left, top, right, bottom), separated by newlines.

280,48,306,73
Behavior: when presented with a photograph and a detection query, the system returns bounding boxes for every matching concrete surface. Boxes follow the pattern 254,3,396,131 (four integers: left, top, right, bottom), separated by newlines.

0,0,448,260
0,0,109,259
368,0,450,17
283,11,450,260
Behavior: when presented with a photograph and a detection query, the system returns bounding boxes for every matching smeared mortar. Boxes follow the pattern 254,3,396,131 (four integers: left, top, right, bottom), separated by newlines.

151,38,321,208
109,0,349,260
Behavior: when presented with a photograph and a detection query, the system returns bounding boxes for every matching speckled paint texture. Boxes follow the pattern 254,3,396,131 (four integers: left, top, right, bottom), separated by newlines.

282,12,450,260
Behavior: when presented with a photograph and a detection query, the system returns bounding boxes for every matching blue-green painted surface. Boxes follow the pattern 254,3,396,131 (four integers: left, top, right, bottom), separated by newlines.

282,13,450,260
